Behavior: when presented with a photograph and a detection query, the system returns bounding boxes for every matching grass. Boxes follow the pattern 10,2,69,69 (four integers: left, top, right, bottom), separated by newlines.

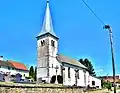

0,82,64,87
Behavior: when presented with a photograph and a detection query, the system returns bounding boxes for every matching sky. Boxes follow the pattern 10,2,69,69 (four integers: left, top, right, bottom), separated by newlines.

0,0,120,76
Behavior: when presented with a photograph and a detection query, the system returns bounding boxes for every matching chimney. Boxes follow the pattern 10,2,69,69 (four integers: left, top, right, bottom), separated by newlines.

0,56,3,61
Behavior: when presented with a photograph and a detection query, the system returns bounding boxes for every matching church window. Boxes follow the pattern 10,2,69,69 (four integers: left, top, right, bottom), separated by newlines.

68,67,70,78
84,72,86,85
52,64,53,68
41,40,45,46
75,69,79,79
51,40,55,47
63,71,65,82
77,70,79,79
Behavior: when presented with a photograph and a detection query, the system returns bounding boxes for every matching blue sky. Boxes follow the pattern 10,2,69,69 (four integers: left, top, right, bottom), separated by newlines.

0,0,119,76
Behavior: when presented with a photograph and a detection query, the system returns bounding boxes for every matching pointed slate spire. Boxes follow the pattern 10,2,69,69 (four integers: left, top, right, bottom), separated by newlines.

37,0,58,39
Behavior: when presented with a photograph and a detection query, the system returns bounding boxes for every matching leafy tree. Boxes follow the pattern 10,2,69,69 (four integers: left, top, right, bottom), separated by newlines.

78,58,96,76
29,66,35,79
102,81,112,90
34,66,37,81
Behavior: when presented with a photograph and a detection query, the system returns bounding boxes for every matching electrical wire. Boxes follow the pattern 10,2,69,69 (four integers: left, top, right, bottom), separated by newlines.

81,0,105,25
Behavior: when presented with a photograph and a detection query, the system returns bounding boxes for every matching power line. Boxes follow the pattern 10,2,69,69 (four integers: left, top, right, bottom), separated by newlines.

81,0,105,25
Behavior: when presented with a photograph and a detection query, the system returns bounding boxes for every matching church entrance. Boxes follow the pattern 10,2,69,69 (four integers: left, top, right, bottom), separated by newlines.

50,75,56,83
50,75,63,84
57,75,63,84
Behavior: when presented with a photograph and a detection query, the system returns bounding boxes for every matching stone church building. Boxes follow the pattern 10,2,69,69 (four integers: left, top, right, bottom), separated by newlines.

36,0,101,88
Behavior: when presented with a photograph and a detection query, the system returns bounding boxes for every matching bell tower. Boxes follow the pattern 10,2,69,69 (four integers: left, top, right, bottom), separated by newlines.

36,0,59,83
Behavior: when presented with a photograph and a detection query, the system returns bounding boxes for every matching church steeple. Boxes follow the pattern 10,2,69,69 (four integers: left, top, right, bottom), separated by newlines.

37,0,59,83
37,0,58,39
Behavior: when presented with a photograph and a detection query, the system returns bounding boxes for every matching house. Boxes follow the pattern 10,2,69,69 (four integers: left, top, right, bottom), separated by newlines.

8,60,29,78
36,0,101,88
99,75,120,87
0,56,29,81
88,76,101,89
99,76,120,83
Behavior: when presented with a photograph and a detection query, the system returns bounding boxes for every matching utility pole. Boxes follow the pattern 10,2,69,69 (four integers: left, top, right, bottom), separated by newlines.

104,25,116,93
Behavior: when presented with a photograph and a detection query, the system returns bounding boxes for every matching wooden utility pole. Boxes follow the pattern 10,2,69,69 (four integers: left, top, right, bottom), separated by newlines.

104,25,116,93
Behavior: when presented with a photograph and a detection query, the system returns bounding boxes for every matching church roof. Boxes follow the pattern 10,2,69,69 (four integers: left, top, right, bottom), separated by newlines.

37,0,58,38
56,54,87,69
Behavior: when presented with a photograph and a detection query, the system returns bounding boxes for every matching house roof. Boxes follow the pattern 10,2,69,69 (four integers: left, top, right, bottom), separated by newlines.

8,60,28,71
56,54,87,69
99,76,120,79
0,60,14,68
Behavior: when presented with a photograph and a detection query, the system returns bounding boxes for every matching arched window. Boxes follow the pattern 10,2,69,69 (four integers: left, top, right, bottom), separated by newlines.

84,72,86,86
41,40,45,46
75,69,79,79
68,67,70,78
51,40,55,47
77,70,79,79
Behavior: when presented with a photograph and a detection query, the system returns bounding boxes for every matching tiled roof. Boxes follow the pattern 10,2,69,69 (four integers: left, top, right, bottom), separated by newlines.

56,54,87,69
0,60,14,68
8,60,28,71
102,76,119,79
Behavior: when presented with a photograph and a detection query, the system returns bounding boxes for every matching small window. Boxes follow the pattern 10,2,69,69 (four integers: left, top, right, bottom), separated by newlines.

51,40,55,47
92,81,95,86
52,64,53,68
41,40,45,46
0,66,1,68
12,68,14,70
68,67,70,78
8,67,10,70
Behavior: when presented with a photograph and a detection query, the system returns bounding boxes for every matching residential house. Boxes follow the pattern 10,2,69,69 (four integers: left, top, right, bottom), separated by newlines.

0,56,29,81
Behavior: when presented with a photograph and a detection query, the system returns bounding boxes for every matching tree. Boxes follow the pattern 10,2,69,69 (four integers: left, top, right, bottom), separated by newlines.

29,66,35,79
34,66,37,81
78,58,96,76
102,81,112,90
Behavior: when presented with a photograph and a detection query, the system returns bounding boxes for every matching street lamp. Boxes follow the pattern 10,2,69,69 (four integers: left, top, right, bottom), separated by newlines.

103,25,116,93
55,65,59,84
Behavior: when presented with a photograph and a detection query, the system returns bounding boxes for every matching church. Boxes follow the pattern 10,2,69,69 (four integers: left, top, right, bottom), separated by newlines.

36,0,101,88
